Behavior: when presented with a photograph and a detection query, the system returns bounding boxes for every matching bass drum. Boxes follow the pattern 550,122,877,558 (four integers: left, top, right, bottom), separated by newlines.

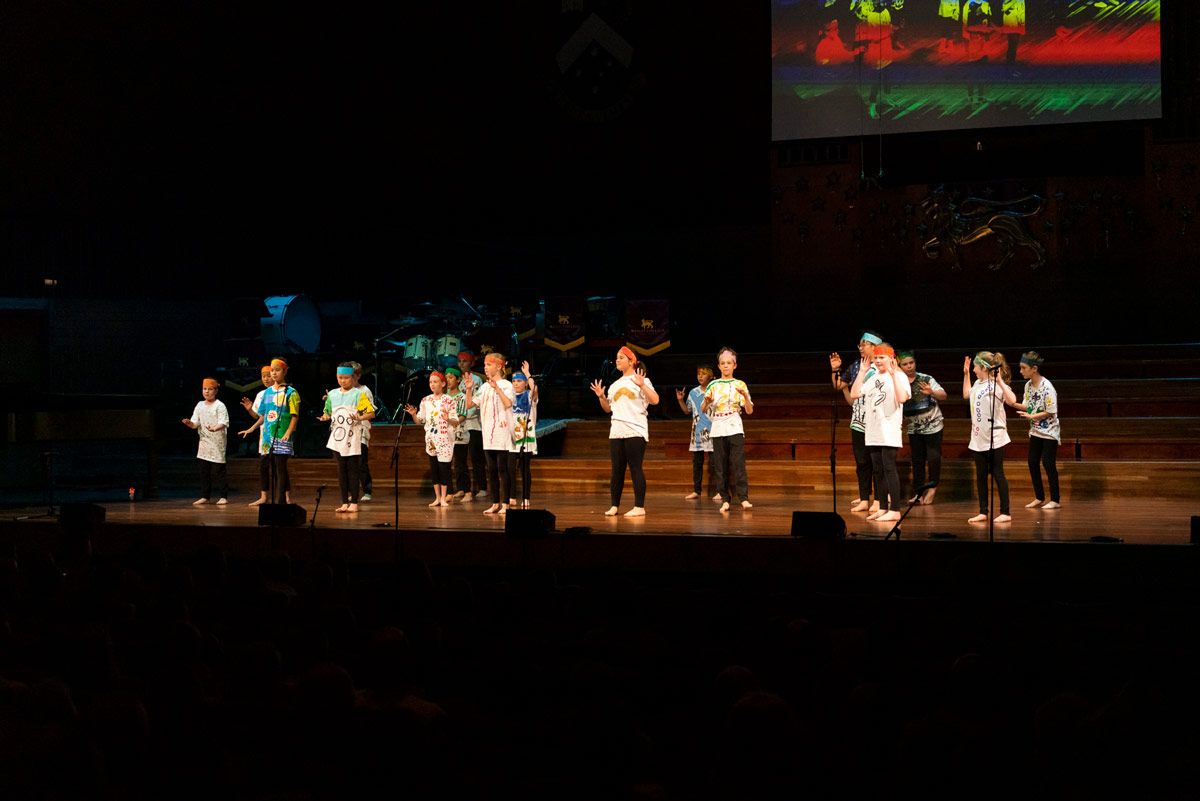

403,334,433,369
261,295,322,354
433,334,462,369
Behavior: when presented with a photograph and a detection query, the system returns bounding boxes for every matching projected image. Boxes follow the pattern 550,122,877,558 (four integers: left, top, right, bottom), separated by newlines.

772,0,1161,141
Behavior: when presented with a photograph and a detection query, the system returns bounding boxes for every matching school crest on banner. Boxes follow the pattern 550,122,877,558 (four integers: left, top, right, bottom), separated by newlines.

625,299,670,357
544,296,587,352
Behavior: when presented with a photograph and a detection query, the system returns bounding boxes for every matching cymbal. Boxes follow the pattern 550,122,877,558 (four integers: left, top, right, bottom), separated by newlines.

388,316,425,327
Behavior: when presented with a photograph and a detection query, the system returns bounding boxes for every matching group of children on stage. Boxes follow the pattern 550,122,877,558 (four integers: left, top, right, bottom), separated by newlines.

182,337,1058,525
830,332,1061,525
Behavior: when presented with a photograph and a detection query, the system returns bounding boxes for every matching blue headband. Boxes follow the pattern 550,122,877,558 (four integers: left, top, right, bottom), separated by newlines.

860,332,882,345
336,367,354,376
512,373,527,382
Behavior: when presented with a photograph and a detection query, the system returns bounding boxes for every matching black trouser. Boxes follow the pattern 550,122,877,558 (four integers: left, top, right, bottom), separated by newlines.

508,451,532,501
1027,436,1060,502
851,429,877,501
609,437,647,508
691,450,710,494
258,455,271,492
269,455,290,503
868,446,901,512
468,429,486,492
336,454,360,504
199,460,228,500
973,446,1010,515
428,456,452,486
359,443,373,495
452,442,470,493
484,449,510,504
909,430,943,496
712,434,749,504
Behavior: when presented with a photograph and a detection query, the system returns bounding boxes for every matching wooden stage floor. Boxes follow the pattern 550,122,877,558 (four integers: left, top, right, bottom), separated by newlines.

8,488,1194,545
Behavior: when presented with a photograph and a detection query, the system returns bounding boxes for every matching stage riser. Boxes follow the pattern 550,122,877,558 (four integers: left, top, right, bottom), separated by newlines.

198,458,1200,502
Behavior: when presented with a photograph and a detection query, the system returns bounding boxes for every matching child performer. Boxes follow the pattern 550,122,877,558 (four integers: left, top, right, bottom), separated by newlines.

830,331,883,513
404,370,459,507
507,360,539,508
963,351,1016,524
898,350,947,505
850,344,910,523
258,358,300,504
350,362,374,501
675,365,714,500
464,353,514,515
445,367,471,502
457,350,488,498
238,364,274,506
319,364,375,513
591,346,660,518
1013,351,1061,509
182,378,230,505
702,348,754,512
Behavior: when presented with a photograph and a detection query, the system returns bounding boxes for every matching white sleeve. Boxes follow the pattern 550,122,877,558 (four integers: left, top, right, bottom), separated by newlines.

190,402,203,426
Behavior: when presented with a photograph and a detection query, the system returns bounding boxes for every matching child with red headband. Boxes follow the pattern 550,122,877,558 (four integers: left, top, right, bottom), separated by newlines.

238,364,275,506
702,347,754,512
405,370,459,508
320,363,376,513
464,352,515,514
849,343,911,523
591,346,660,518
182,378,230,506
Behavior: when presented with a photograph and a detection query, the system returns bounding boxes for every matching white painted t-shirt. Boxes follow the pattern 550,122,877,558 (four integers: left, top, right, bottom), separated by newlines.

608,375,654,441
704,378,749,438
969,379,1011,452
191,400,230,464
863,371,910,448
1022,377,1061,443
474,378,515,451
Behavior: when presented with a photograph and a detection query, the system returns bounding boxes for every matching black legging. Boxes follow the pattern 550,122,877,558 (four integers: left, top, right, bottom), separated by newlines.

610,437,647,508
269,454,290,503
909,430,943,496
851,429,877,501
868,445,901,512
468,429,487,493
199,460,228,500
973,446,1010,515
691,450,709,494
258,455,271,492
336,453,361,504
712,434,749,504
359,443,373,495
484,449,510,504
1027,436,1060,502
508,451,532,501
452,442,470,493
427,456,452,487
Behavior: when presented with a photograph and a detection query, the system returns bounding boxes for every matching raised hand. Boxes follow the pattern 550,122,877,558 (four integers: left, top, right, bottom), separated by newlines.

675,387,685,401
963,356,971,375
829,352,842,371
590,379,605,398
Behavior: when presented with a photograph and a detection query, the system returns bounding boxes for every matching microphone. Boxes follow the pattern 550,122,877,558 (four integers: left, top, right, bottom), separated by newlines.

316,484,326,498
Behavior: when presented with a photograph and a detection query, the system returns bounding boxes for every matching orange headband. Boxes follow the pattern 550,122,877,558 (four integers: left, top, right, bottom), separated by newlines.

619,346,638,364
260,365,273,376
203,378,219,390
484,353,505,366
270,358,288,371
874,345,895,358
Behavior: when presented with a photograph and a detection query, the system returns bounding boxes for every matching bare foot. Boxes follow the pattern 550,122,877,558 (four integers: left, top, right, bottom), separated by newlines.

428,499,441,507
248,496,267,507
1024,499,1043,509
711,493,722,502
604,506,619,516
868,500,880,513
285,493,291,504
967,514,987,523
461,493,473,503
684,492,699,500
850,500,869,513
719,502,731,513
483,504,500,515
921,487,937,505
994,514,1011,523
1042,501,1061,509
866,509,883,520
216,498,227,506
876,511,901,522
849,498,862,509
335,504,350,513
499,505,508,515
509,499,517,507
908,495,923,505
437,500,450,507
193,498,208,506
623,507,646,518
741,500,753,510
522,500,531,509
346,504,359,513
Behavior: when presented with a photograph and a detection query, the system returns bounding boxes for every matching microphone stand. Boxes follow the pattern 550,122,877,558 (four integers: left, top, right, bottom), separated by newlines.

886,481,937,541
987,365,999,545
386,380,417,564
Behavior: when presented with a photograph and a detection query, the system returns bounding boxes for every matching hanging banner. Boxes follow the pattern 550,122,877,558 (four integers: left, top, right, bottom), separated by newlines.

625,298,670,357
544,296,587,352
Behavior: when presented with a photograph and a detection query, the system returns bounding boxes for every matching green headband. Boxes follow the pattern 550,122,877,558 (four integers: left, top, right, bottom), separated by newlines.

897,350,914,361
1020,355,1043,367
